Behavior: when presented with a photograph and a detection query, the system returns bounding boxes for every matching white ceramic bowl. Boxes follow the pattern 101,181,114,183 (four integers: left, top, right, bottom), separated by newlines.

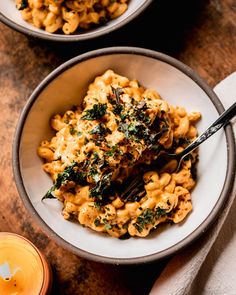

13,47,235,264
0,1,152,42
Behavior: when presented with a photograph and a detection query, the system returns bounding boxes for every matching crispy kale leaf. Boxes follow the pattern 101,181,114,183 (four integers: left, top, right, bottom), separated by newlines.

42,162,86,200
81,103,107,120
134,207,167,233
19,0,28,10
89,172,113,200
134,209,154,233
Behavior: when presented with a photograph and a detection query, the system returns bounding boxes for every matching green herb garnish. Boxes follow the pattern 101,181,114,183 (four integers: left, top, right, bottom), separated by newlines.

42,188,56,200
113,104,123,115
81,103,107,120
19,0,28,10
89,172,113,200
105,144,122,158
94,201,102,211
90,123,111,138
134,209,154,233
94,218,101,227
103,218,112,230
156,207,166,218
42,162,86,200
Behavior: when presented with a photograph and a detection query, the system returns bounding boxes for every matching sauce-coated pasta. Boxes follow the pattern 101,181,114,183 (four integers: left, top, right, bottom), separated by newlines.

38,70,201,238
16,0,129,34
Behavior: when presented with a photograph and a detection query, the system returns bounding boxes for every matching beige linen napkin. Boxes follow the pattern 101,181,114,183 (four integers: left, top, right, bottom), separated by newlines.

149,72,236,295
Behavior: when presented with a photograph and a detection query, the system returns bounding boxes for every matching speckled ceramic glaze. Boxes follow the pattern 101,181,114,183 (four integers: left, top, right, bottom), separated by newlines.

0,1,153,41
13,47,235,264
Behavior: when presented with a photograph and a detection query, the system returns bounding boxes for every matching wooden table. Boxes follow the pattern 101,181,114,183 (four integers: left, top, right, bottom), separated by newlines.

1,1,236,294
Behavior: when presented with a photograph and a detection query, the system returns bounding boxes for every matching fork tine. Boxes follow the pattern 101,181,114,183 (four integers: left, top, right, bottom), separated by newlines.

120,153,172,201
121,174,144,199
126,183,144,197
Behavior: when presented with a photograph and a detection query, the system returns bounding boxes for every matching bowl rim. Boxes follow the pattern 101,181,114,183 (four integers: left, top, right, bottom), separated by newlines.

12,46,236,265
0,1,153,42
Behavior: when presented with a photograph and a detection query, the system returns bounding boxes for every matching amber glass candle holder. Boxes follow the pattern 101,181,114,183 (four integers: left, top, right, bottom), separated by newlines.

0,232,52,294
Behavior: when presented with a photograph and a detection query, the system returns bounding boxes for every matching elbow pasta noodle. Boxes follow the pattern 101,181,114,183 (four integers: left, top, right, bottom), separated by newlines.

38,70,201,238
16,0,129,34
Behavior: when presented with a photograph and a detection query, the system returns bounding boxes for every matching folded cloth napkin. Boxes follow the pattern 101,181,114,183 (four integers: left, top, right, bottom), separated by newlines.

149,72,236,295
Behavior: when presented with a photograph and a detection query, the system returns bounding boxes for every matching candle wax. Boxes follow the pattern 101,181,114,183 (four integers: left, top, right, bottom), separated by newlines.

0,233,44,295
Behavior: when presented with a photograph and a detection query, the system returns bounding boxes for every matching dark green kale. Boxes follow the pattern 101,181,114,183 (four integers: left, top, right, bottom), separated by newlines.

134,209,155,233
105,144,122,157
120,113,128,121
90,152,109,171
133,101,150,124
90,123,111,139
92,151,99,163
19,0,28,10
89,172,113,200
42,187,57,200
94,201,102,211
113,104,123,115
118,122,135,139
118,121,157,144
42,162,86,200
94,218,101,226
156,207,167,218
133,207,167,233
81,103,107,120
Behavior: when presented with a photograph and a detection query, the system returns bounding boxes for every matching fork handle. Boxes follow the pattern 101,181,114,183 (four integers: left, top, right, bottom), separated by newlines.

180,101,236,157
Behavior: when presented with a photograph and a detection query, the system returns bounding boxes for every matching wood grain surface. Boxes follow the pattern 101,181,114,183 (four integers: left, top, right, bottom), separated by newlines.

1,0,236,294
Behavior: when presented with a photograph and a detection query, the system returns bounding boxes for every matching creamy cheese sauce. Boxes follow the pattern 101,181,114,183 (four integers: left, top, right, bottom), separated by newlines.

38,70,201,238
16,0,129,34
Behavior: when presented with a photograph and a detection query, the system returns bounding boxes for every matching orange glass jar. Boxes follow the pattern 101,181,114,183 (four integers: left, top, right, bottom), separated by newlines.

0,232,52,295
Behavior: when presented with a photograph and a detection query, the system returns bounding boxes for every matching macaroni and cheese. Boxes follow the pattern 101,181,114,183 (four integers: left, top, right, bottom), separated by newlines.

16,0,129,34
38,70,201,238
